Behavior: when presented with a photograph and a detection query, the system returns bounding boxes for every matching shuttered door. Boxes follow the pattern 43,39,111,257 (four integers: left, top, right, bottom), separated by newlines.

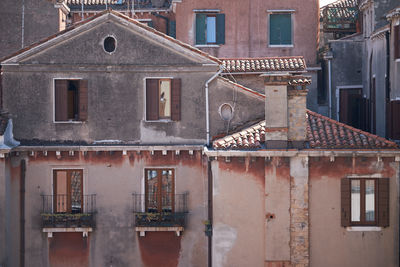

78,80,88,121
378,178,389,227
55,80,68,121
341,178,351,227
216,14,225,44
390,101,400,139
196,14,206,45
169,21,176,38
146,79,159,121
394,25,400,59
171,79,181,121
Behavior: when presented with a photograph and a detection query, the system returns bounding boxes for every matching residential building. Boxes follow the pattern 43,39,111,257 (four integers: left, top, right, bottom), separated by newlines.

321,0,400,140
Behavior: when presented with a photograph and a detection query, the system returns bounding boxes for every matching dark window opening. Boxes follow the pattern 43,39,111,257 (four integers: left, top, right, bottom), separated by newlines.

104,36,116,53
55,79,88,122
67,81,79,120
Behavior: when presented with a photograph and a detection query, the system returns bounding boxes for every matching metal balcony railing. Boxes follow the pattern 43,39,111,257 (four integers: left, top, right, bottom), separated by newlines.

132,192,188,227
41,194,96,228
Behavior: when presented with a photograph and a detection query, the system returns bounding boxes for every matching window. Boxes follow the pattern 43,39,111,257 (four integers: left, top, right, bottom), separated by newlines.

53,170,83,213
54,79,88,122
341,178,389,227
145,169,174,212
269,13,292,46
146,78,181,121
195,13,225,45
103,36,116,53
394,25,400,59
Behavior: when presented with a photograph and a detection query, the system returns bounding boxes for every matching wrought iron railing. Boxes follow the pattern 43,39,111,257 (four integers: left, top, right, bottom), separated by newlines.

41,194,96,228
132,192,188,227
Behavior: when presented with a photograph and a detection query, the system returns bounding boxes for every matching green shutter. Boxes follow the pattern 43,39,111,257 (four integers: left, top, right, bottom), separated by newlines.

216,13,225,44
169,21,176,38
196,13,206,45
270,13,292,45
148,21,154,28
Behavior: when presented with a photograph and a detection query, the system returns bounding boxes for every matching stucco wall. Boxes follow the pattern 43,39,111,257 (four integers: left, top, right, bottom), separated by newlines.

9,150,207,267
174,0,319,66
309,157,399,267
211,157,265,267
0,0,59,59
0,158,6,266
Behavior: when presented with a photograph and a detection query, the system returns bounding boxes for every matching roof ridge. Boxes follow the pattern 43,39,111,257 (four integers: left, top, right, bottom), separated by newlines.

306,109,397,147
220,56,305,60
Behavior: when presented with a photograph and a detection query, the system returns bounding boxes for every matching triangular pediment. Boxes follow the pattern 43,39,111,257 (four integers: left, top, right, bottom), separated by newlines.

2,11,219,66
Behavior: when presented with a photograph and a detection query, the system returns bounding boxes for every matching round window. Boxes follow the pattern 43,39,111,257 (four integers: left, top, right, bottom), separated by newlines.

219,103,234,121
103,36,116,53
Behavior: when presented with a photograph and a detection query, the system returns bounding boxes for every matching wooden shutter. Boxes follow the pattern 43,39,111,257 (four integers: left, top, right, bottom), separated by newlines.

55,80,68,121
216,14,225,44
169,21,176,38
146,79,159,121
341,178,351,227
148,20,154,28
171,78,181,121
270,14,291,45
196,13,206,45
377,178,389,227
390,101,400,139
281,14,292,45
394,25,400,59
78,80,88,121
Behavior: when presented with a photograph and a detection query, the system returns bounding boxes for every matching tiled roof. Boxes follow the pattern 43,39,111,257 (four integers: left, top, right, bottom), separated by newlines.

221,57,306,73
213,110,398,150
1,10,221,65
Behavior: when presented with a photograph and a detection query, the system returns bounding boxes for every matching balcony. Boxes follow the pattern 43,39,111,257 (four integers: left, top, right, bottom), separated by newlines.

132,192,188,236
41,194,96,237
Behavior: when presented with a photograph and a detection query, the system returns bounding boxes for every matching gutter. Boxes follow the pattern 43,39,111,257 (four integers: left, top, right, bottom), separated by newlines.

205,66,223,146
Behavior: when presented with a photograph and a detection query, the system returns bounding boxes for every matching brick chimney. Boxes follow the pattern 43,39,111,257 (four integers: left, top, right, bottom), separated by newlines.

264,73,310,149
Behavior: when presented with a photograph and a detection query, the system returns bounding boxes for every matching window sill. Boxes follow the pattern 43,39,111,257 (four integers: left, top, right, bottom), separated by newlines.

195,44,220,48
346,226,382,231
54,121,84,124
144,119,174,123
268,44,294,48
395,58,400,62
136,226,184,237
43,227,93,238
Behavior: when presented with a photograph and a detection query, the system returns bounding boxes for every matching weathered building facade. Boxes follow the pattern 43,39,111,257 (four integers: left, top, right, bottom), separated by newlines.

0,7,399,267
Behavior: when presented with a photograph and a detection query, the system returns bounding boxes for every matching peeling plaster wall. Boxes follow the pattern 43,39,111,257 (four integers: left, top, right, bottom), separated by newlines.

0,158,6,266
212,157,265,267
7,150,207,267
309,157,399,267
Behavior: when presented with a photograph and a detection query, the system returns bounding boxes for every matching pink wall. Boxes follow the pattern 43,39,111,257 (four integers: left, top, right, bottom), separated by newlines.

175,0,319,65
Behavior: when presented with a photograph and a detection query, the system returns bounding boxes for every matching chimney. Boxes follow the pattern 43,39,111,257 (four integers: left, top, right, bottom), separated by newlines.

264,73,310,149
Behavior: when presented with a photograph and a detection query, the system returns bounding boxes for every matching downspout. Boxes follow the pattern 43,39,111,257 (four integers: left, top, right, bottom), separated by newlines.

21,0,25,48
19,159,26,267
323,51,333,118
207,158,213,267
205,66,223,146
385,30,391,138
151,13,170,35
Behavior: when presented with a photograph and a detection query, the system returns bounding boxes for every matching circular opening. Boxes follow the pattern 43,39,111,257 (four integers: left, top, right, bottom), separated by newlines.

104,36,116,53
219,103,234,121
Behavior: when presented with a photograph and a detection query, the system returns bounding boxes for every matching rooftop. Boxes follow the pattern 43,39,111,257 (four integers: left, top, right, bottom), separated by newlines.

221,57,306,74
213,110,398,150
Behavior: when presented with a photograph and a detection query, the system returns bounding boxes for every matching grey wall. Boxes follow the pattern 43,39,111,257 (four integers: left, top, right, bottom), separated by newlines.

0,0,59,59
329,36,363,120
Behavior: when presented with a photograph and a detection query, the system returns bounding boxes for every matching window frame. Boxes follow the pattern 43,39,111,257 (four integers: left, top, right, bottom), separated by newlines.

52,169,84,214
349,178,377,226
268,10,294,47
144,168,176,213
144,77,181,122
53,78,87,124
195,11,225,46
341,177,389,228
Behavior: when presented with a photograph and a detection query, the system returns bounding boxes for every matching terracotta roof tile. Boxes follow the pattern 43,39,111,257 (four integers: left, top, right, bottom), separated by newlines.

221,57,306,73
65,0,124,4
213,110,398,150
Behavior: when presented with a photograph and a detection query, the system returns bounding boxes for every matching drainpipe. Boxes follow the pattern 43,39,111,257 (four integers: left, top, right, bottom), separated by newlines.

205,66,223,146
323,51,333,118
20,159,26,267
207,158,213,267
21,0,25,48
